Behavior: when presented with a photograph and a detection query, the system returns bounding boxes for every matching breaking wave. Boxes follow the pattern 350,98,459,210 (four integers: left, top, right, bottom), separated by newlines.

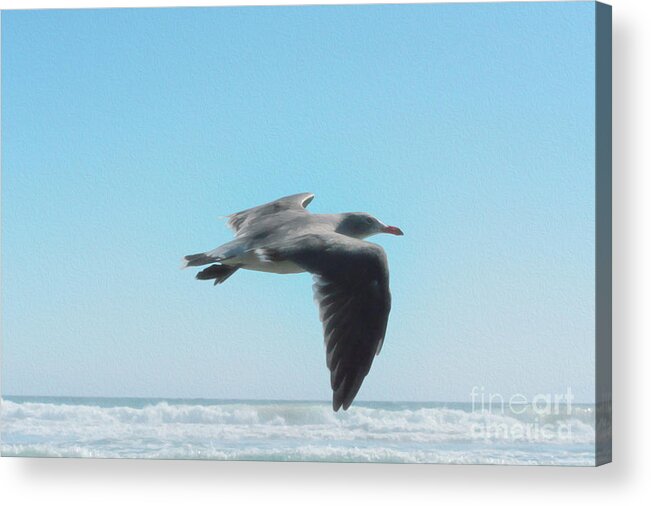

0,398,596,465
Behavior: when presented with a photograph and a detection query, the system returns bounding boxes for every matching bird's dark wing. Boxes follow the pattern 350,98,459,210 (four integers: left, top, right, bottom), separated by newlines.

268,233,391,411
227,193,315,237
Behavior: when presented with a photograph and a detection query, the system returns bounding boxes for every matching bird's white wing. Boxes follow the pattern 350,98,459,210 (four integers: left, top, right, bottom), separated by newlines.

227,193,315,237
262,233,391,411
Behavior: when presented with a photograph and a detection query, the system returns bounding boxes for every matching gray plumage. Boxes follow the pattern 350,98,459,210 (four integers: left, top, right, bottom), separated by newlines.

183,193,403,411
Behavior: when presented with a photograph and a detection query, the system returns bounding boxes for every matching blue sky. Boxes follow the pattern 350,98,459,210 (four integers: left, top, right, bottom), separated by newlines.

1,2,596,402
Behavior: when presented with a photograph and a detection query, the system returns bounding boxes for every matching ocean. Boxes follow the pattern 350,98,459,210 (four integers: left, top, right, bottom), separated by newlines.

0,396,596,465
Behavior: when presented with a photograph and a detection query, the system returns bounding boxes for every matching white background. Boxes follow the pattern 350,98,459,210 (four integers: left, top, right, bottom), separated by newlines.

0,0,648,504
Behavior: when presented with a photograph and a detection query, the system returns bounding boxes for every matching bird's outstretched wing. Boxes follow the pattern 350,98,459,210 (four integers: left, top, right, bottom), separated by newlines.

227,193,315,237
264,233,391,411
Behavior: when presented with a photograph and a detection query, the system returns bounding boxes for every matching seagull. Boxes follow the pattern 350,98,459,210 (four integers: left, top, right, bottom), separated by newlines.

182,193,403,411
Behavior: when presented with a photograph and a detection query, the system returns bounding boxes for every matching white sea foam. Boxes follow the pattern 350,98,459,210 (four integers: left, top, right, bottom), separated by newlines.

0,398,596,465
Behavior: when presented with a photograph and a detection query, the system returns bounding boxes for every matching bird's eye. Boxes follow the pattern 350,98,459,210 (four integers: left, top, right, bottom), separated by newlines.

365,217,374,224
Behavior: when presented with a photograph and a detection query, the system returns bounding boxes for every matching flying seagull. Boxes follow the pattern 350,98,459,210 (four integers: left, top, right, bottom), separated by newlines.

182,193,403,411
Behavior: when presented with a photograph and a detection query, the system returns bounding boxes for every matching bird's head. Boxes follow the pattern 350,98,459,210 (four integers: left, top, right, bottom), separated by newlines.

336,212,404,240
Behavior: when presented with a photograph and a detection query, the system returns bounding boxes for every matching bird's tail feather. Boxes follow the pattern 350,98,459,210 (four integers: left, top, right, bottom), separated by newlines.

182,253,217,268
196,264,240,285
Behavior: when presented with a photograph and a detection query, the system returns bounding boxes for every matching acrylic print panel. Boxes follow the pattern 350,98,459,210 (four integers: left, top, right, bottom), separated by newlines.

0,2,611,465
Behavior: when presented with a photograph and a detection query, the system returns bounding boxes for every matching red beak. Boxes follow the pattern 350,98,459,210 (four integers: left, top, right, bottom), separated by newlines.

383,225,404,236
